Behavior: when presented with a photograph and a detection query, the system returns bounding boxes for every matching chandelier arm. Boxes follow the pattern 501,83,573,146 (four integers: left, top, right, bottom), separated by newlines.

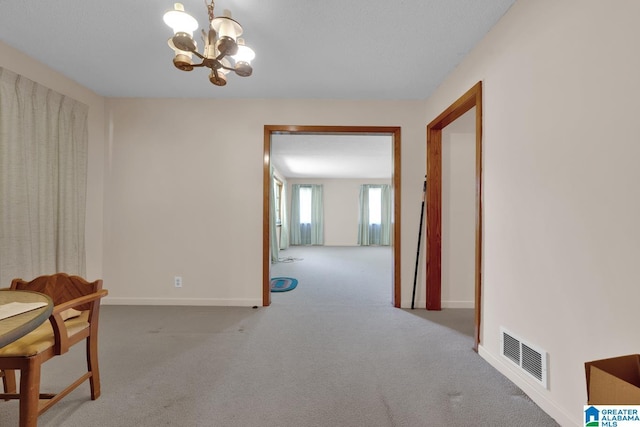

191,50,206,60
189,62,208,68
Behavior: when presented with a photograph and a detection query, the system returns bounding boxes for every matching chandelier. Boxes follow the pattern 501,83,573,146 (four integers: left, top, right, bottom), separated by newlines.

163,2,255,86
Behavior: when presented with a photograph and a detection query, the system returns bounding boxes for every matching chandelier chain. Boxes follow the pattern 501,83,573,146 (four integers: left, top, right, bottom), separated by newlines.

206,0,215,23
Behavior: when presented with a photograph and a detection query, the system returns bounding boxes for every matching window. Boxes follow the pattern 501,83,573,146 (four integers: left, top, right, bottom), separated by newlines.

299,186,312,224
368,187,382,225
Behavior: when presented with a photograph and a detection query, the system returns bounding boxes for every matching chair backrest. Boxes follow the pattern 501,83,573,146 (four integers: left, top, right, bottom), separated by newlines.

11,273,103,312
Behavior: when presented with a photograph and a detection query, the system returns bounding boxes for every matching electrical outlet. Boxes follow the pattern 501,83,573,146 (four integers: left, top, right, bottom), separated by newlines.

174,276,182,288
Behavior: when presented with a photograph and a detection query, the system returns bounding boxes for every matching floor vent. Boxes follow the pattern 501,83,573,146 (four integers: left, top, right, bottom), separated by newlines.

500,327,548,389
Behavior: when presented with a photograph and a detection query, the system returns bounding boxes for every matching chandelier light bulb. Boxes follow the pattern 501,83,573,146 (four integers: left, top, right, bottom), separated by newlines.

212,15,243,56
168,38,196,55
168,38,195,71
233,39,255,64
163,3,199,35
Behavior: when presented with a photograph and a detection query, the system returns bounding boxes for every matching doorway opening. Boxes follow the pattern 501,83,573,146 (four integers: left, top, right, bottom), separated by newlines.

263,125,401,307
426,82,483,350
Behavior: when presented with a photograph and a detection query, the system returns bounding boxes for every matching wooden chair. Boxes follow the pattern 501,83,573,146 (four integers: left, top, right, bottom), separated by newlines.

1,368,16,397
0,273,108,427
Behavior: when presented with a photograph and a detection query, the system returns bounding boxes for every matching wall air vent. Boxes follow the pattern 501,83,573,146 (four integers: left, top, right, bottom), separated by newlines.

500,327,548,389
502,331,520,365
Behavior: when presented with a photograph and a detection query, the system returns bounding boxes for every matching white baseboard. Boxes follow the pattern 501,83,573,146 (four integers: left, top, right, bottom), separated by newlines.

478,345,577,427
103,297,263,307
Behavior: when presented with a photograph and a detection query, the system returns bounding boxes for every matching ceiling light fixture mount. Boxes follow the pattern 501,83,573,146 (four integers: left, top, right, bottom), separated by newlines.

163,2,255,86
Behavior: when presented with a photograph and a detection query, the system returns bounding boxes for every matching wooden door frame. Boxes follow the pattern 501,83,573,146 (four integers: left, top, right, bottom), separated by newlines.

426,82,483,350
263,125,402,307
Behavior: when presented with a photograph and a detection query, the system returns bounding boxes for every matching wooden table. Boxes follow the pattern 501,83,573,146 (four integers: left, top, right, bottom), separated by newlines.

0,290,53,348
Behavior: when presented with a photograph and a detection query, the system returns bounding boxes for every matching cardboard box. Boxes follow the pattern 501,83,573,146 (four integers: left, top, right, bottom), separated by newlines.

585,354,640,404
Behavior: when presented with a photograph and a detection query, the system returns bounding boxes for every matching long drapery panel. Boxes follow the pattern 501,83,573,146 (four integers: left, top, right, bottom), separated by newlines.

310,184,324,245
289,184,323,245
0,67,88,286
380,184,391,246
357,185,371,245
289,184,302,244
278,176,289,250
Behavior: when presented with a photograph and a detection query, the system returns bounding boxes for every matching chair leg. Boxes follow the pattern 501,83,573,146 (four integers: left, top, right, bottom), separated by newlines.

86,337,101,400
19,359,41,427
2,369,17,398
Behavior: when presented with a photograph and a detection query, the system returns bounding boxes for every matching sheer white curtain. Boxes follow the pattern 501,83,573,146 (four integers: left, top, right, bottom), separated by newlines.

358,184,391,246
0,67,88,286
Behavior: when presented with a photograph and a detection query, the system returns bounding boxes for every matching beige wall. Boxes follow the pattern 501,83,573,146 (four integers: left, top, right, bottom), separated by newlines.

0,42,106,281
102,98,425,306
424,0,640,424
441,110,475,308
286,178,391,246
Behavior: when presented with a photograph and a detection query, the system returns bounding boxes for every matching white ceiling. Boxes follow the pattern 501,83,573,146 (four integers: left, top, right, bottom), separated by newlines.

0,0,515,99
271,134,393,179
